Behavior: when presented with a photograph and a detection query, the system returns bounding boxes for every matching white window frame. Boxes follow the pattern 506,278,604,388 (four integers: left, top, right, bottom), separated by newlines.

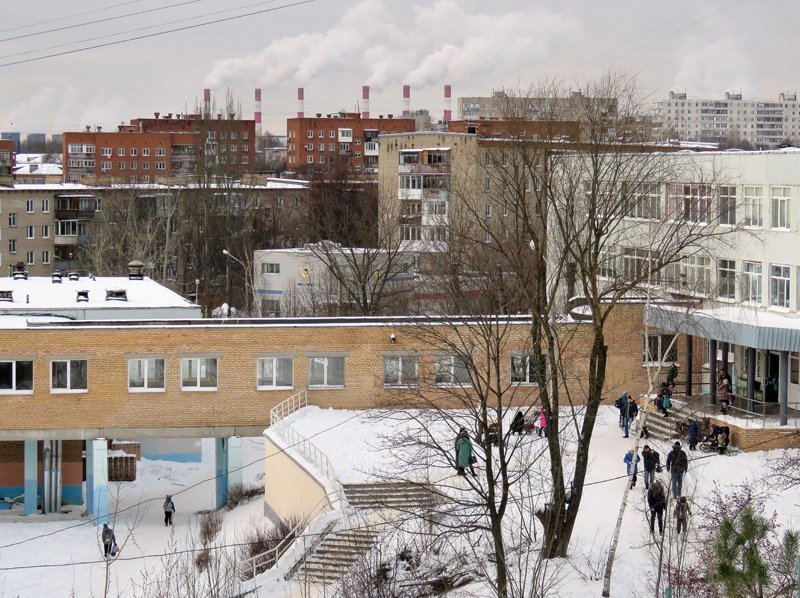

769,264,791,308
642,335,677,365
180,357,218,391
434,354,471,387
744,186,763,227
771,186,790,229
42,199,49,213
256,356,293,390
50,359,88,393
261,263,280,275
742,261,762,304
308,356,345,388
142,148,150,157
718,185,736,225
382,355,419,387
128,358,166,392
25,251,34,266
718,259,736,300
26,225,34,239
0,359,34,394
42,250,50,265
511,354,541,385
25,199,34,213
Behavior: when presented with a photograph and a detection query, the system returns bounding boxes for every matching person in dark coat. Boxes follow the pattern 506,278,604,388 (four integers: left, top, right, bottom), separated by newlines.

455,428,475,476
659,383,672,417
642,445,661,490
647,480,667,535
623,399,639,438
101,523,116,557
510,410,525,435
687,419,699,451
666,362,678,388
616,392,630,429
666,441,689,497
163,495,176,527
674,496,691,535
718,368,733,414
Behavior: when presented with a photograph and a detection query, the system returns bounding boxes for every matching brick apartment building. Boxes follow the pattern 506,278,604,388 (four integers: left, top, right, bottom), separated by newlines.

62,113,256,183
287,113,415,175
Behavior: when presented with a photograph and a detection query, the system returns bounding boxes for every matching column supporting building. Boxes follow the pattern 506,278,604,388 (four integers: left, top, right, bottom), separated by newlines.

86,439,109,525
747,347,756,413
709,339,717,404
780,350,789,426
228,436,243,490
685,335,693,397
215,438,229,509
23,440,38,516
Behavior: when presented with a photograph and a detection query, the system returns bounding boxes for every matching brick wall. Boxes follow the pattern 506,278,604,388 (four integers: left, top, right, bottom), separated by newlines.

707,416,800,451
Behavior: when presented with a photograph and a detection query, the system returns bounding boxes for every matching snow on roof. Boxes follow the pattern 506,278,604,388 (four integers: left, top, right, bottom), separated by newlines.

399,147,451,152
0,276,196,312
13,163,62,175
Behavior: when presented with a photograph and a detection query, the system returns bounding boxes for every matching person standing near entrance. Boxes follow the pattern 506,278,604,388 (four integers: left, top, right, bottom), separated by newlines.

718,368,733,414
163,495,176,527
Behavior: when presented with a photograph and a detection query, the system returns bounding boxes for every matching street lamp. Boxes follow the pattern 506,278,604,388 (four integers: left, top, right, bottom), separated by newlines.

222,249,255,316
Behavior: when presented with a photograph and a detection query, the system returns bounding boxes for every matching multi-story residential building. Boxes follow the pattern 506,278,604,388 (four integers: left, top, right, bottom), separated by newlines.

653,91,800,147
286,112,415,175
458,90,617,122
62,113,256,183
0,139,14,185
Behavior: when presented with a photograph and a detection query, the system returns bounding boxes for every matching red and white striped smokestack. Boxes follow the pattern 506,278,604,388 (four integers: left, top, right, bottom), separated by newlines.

444,84,452,122
254,88,262,137
361,85,370,118
297,87,305,118
203,88,211,118
402,85,411,116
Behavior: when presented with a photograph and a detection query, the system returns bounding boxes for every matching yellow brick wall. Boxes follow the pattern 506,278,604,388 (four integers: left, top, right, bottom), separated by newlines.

707,416,800,452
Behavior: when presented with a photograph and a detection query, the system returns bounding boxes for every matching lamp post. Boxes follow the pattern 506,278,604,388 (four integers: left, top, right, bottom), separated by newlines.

222,249,254,316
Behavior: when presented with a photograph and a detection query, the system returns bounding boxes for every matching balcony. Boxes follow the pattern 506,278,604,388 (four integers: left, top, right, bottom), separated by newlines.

54,234,89,246
399,163,450,175
364,142,379,156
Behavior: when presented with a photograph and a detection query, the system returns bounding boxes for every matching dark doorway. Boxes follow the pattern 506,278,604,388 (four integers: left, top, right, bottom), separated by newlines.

766,352,780,402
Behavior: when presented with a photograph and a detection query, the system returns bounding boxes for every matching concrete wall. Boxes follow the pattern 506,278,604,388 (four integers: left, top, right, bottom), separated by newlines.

264,434,329,521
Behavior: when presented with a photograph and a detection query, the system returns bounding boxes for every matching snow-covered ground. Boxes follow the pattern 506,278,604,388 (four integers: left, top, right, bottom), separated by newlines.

1,407,797,597
0,436,267,597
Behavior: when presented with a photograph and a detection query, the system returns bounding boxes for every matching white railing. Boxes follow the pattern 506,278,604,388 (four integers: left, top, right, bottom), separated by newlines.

277,424,337,481
270,389,308,426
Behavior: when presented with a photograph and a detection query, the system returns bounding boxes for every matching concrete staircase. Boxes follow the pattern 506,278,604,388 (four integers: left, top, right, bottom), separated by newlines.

643,394,710,440
291,482,438,587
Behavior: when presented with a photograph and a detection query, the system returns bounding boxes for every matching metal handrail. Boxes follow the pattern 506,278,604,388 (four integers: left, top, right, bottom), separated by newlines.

269,389,308,427
275,425,337,482
242,490,340,583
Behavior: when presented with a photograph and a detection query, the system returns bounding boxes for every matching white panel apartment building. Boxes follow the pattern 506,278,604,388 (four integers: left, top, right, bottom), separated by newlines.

653,91,800,147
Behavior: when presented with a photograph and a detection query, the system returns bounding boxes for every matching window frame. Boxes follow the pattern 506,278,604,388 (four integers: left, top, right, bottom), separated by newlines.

382,355,419,387
510,354,541,386
769,264,791,308
127,357,166,392
256,356,293,390
308,355,345,388
641,335,677,366
742,261,763,304
434,354,472,387
0,359,34,394
180,357,218,391
50,358,88,393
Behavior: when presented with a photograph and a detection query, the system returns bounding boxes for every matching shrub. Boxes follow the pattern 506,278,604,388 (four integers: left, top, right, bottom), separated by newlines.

238,516,300,580
225,482,265,510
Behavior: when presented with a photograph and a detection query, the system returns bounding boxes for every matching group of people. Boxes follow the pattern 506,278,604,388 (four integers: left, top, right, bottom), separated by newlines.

616,392,649,439
624,441,690,536
99,495,176,558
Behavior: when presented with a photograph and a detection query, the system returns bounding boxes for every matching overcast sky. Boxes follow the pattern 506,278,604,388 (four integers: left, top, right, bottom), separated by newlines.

0,0,797,136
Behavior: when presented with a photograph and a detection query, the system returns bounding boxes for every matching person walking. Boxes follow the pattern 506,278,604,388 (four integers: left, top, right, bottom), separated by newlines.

616,392,630,429
659,383,673,417
623,398,638,438
687,419,699,451
623,448,640,489
642,445,661,490
666,441,689,497
455,428,476,476
647,480,667,535
537,408,547,438
674,496,691,535
101,523,116,558
163,495,176,527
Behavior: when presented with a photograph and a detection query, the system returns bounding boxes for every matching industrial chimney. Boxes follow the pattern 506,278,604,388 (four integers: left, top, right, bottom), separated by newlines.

361,85,370,118
297,87,305,118
254,88,262,137
402,85,411,116
203,88,211,118
444,84,452,122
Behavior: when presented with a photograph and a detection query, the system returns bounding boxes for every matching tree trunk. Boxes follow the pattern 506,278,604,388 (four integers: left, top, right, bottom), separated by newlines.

490,512,508,598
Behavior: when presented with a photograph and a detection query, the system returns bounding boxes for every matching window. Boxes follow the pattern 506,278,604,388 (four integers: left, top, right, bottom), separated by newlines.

257,357,293,389
25,251,34,265
306,156,314,164
435,354,471,386
101,147,112,158
718,259,736,299
718,185,736,225
242,145,249,152
229,145,237,152
8,240,15,254
117,148,125,156
100,161,112,171
511,354,541,385
329,143,335,151
142,162,149,170
771,186,790,229
642,335,677,364
25,199,34,213
8,213,16,228
744,186,763,226
130,148,137,157
181,357,218,390
242,132,249,140
306,130,313,139
308,356,345,387
155,162,166,170
329,131,335,138
383,355,419,387
742,261,762,303
318,143,324,151
401,225,422,241
0,360,33,393
628,184,661,219
242,156,249,165
485,203,492,217
621,247,659,283
142,148,150,157
26,225,34,239
118,162,125,170
318,130,324,138
668,184,711,222
485,178,491,192
130,161,137,170
261,298,281,317
770,264,791,308
142,176,150,183
128,358,165,391
51,359,88,392
42,250,50,264
156,148,166,157
42,199,49,212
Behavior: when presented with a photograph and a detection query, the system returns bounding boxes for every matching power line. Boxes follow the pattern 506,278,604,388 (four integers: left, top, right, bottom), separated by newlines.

0,0,287,62
0,0,203,44
0,0,147,35
0,0,316,69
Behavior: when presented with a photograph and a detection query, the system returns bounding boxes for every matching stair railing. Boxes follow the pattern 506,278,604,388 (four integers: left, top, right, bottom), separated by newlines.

269,389,308,427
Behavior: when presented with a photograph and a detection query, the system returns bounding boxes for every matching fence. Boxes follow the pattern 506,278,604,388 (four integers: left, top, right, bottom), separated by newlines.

270,389,308,427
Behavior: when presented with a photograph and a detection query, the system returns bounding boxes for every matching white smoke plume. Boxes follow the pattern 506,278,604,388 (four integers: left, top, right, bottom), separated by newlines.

671,35,755,97
204,0,580,91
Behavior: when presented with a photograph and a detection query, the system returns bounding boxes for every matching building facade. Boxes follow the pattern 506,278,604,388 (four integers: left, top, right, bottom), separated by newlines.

653,91,800,147
287,113,415,175
0,139,13,185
